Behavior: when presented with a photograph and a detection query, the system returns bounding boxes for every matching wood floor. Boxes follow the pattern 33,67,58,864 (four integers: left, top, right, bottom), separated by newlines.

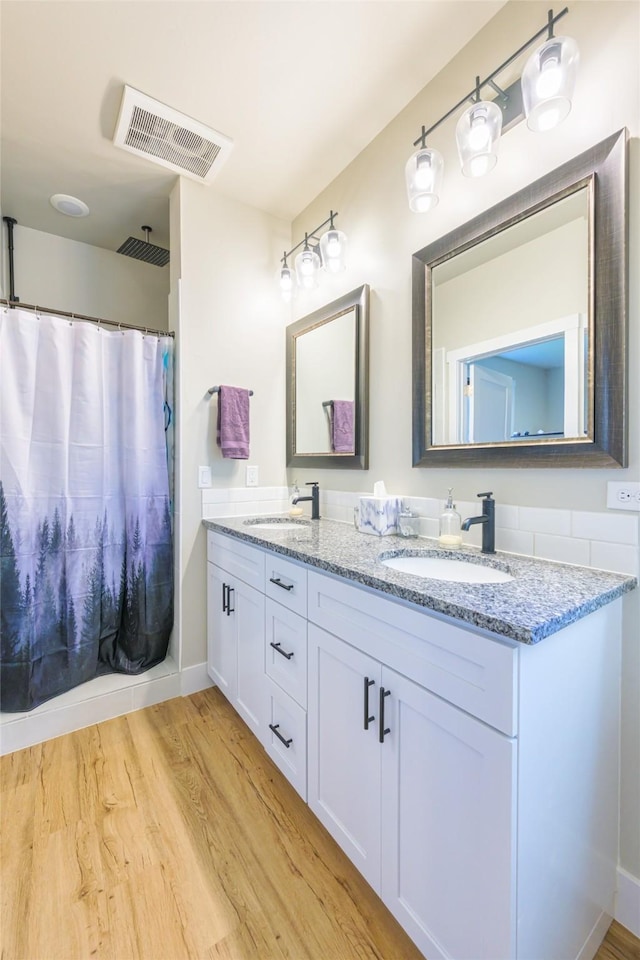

1,688,639,960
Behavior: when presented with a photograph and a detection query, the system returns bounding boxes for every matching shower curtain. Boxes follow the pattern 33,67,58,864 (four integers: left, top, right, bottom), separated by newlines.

0,307,174,712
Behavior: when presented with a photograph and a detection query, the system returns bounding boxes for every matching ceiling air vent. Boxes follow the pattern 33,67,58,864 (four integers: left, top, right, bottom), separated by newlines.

113,86,233,184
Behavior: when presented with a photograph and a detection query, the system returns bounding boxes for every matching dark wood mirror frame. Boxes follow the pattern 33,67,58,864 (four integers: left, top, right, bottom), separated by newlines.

286,284,370,469
412,128,628,468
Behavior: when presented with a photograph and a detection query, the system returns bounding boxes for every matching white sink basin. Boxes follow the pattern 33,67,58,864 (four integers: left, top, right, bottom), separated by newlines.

244,518,310,531
380,555,514,584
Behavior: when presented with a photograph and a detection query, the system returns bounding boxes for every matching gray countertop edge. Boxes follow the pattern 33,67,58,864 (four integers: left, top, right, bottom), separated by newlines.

202,517,637,644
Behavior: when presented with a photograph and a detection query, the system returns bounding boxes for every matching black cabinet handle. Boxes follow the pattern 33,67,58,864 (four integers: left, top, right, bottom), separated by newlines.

269,723,293,748
269,577,294,592
222,582,228,613
379,687,391,743
270,641,294,660
221,582,235,615
222,583,236,617
364,677,375,730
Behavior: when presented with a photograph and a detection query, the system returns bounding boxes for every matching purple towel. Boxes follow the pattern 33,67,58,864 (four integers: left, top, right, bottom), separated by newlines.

331,400,354,453
217,385,250,459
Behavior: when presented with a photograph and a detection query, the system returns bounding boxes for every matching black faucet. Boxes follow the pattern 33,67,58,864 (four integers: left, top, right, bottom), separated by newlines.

292,481,320,519
461,492,496,554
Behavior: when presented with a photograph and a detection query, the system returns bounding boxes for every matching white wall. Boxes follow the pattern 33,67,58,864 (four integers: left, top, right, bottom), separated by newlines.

287,0,640,886
5,224,169,329
290,0,639,509
172,178,289,671
432,217,588,352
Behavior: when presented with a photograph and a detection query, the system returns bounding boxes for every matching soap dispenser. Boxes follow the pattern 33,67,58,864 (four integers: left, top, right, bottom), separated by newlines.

439,489,462,549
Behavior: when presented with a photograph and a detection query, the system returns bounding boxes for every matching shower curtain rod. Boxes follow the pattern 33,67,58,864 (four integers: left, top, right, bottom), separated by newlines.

0,299,175,339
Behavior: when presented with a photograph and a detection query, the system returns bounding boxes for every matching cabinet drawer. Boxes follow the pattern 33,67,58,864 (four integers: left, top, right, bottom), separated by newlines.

265,599,308,708
308,570,518,736
207,530,265,591
264,678,307,801
264,553,308,617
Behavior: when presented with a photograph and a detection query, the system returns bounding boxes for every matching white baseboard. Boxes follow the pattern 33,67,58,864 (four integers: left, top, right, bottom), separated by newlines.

180,662,214,697
616,867,640,939
577,910,613,960
0,660,215,755
0,659,181,755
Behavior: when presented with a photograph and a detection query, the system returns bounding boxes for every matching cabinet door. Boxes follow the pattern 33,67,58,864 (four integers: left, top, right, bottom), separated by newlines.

307,624,382,892
207,563,236,702
380,666,516,960
234,578,266,739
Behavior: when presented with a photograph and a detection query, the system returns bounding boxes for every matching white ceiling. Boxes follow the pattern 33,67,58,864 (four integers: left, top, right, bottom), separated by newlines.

1,0,505,255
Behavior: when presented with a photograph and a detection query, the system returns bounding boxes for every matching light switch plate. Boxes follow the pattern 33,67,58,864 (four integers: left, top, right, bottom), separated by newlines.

198,465,212,488
246,465,259,487
607,481,640,511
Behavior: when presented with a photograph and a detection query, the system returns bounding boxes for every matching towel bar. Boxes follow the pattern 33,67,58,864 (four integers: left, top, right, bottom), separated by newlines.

208,385,254,396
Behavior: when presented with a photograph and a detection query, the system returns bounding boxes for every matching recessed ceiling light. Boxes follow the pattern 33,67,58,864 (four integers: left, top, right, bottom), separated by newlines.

49,194,90,217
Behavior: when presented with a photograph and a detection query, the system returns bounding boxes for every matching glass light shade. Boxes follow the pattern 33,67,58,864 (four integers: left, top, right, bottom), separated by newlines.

278,263,296,301
522,36,579,133
405,146,444,213
295,246,321,289
319,228,348,273
455,100,502,178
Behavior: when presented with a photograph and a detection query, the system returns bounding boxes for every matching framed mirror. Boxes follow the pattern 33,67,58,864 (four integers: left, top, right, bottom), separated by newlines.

287,284,369,469
413,129,628,468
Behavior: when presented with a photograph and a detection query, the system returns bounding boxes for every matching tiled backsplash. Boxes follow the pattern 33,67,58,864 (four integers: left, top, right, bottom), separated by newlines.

202,487,639,578
202,485,290,519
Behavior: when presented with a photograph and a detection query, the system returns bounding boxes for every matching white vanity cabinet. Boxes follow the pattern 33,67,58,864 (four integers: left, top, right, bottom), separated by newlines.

308,621,516,959
263,552,309,799
206,525,623,960
307,572,517,960
206,532,267,740
305,567,621,960
207,531,309,798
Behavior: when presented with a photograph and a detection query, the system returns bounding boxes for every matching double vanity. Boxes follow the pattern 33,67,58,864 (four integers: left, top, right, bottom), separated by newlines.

203,515,635,960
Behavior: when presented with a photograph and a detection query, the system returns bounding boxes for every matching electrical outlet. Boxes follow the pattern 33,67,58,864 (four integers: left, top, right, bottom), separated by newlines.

246,465,259,487
198,465,212,488
606,481,640,511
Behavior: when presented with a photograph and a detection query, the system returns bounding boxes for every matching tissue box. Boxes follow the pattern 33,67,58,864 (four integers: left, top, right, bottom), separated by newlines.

357,496,402,536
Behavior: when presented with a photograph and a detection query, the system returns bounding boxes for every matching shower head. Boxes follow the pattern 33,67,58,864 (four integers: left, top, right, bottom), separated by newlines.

117,226,170,267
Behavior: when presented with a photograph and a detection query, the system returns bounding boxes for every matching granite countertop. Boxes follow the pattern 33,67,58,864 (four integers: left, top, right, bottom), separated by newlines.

203,516,637,644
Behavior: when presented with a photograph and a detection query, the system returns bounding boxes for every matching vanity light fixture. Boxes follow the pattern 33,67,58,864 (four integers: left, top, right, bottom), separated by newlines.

319,213,348,274
278,254,296,301
295,236,322,290
407,7,577,210
405,146,444,212
455,89,503,178
278,211,347,298
521,32,579,132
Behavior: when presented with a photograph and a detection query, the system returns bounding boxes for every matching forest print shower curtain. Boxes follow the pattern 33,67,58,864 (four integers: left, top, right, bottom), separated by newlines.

0,308,174,712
